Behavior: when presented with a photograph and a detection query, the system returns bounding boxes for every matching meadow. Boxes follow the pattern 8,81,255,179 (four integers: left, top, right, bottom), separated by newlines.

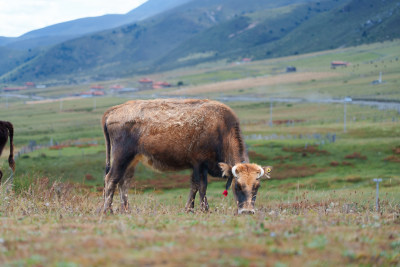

0,41,399,266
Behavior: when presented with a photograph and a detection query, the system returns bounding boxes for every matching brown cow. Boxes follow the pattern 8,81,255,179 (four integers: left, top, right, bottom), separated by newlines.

0,121,15,183
102,99,272,214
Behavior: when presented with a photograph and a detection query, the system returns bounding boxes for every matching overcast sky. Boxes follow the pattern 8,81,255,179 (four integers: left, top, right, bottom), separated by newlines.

0,0,148,37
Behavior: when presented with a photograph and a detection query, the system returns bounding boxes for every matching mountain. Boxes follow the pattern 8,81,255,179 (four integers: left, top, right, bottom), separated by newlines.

1,0,399,84
0,0,191,50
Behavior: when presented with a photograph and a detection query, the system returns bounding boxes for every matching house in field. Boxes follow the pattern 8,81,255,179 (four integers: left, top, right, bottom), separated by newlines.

110,84,124,90
80,87,105,97
90,84,104,90
152,81,172,89
286,66,297,72
110,84,124,93
331,61,349,68
139,78,153,90
25,82,35,87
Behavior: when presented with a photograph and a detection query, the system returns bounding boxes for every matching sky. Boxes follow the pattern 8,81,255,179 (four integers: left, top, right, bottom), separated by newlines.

0,0,148,37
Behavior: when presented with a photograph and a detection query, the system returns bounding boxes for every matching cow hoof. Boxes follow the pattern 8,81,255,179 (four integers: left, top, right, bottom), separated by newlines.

185,208,195,213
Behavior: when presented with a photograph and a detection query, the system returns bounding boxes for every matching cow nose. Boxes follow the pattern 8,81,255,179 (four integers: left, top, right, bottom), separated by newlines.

238,208,255,215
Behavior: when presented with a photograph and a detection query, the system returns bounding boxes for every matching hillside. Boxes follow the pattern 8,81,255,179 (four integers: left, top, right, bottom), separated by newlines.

1,0,399,84
0,0,191,50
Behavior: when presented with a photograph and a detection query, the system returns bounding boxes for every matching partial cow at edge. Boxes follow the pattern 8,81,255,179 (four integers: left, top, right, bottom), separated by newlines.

102,99,272,214
0,121,15,183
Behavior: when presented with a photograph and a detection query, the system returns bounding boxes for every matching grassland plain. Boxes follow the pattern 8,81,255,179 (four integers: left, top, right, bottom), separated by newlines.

0,41,400,266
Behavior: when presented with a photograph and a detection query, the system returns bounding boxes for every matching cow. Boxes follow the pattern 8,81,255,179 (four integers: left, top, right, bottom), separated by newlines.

101,99,272,214
0,121,15,183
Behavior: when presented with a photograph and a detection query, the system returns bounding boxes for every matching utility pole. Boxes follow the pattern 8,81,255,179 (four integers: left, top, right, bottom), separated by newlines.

343,97,352,133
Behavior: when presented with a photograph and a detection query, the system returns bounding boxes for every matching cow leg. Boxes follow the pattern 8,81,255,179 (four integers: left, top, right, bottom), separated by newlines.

103,153,135,214
118,164,135,213
185,167,200,212
199,165,209,212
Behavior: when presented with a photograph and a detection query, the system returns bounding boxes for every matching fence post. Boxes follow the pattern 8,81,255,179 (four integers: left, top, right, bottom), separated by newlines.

373,178,382,212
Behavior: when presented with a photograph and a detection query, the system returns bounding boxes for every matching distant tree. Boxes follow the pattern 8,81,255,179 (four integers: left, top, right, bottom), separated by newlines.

177,81,184,87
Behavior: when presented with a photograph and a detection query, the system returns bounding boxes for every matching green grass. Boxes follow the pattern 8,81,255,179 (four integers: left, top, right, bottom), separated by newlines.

0,41,399,266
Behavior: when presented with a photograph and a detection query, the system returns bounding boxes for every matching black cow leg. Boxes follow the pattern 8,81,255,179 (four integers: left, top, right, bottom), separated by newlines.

103,154,134,214
185,167,200,212
118,165,135,213
199,165,209,211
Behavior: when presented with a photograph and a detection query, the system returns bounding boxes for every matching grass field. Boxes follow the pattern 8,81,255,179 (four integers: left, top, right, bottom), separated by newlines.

0,41,399,266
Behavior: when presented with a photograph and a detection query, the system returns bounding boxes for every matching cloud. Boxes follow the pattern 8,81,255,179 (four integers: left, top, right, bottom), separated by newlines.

0,0,147,37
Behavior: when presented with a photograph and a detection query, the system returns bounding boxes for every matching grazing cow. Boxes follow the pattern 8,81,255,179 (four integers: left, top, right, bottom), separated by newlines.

102,99,272,214
0,121,15,183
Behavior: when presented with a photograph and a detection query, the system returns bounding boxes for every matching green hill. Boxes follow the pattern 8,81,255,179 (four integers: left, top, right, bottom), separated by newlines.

1,0,399,84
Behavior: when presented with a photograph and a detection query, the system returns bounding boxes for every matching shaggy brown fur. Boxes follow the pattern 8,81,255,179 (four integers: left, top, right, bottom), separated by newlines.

0,121,15,183
102,99,259,213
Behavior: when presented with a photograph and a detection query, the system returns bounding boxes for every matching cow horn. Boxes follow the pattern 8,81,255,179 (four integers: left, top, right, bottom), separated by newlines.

232,165,239,178
257,166,264,179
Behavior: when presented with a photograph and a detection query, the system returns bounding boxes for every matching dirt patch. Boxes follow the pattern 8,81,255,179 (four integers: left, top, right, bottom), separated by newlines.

168,72,340,95
384,155,400,163
344,152,367,160
273,155,293,163
273,119,305,125
283,145,329,156
26,96,82,105
392,146,400,154
272,164,325,180
248,150,269,161
330,161,354,167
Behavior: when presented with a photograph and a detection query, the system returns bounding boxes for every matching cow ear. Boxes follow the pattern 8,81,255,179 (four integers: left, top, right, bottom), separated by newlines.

219,163,232,177
262,166,273,179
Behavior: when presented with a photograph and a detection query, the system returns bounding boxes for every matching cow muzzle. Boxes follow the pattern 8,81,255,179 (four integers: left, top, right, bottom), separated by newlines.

238,208,255,215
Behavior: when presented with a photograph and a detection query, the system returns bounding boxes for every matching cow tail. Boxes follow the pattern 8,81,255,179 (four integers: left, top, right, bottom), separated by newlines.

5,122,15,172
103,118,111,175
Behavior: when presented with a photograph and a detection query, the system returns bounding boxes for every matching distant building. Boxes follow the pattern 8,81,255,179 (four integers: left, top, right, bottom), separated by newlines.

242,58,252,62
286,66,297,72
110,84,124,90
139,78,153,90
25,82,35,87
331,61,349,68
90,84,104,90
152,81,171,89
80,89,105,97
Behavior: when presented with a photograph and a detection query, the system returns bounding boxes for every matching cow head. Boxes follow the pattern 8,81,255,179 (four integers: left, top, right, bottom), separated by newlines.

219,163,272,215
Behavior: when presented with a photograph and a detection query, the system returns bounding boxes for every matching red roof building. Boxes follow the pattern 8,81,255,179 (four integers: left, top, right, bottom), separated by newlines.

25,82,35,87
331,61,349,67
110,84,124,90
152,81,172,89
139,78,153,84
90,84,104,89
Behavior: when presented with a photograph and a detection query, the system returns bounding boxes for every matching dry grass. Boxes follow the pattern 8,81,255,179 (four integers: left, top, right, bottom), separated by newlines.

167,72,340,95
1,178,399,266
